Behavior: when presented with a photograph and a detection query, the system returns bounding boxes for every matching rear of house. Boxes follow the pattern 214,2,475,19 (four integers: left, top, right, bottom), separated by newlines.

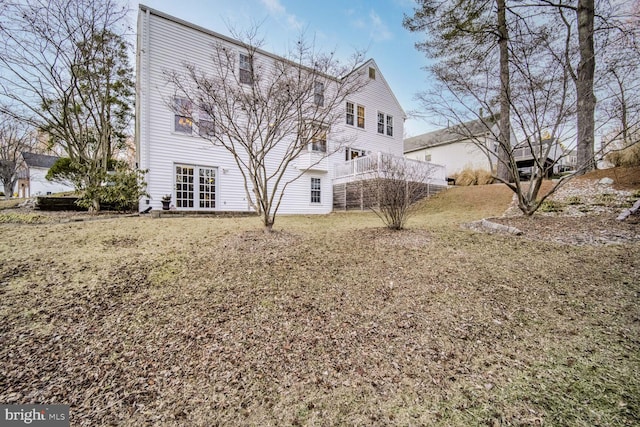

136,5,408,214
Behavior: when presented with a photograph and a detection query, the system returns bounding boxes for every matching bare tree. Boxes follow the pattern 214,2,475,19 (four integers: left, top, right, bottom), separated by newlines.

370,155,435,230
0,115,35,199
405,0,578,216
165,30,368,231
0,0,134,212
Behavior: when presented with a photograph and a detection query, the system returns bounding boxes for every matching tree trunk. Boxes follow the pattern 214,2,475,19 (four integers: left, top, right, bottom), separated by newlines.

575,0,596,174
3,182,13,199
496,0,512,182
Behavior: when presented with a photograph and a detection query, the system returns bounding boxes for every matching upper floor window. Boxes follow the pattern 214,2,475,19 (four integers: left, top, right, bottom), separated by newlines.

239,53,253,85
346,102,354,126
369,67,376,79
174,97,192,134
357,105,365,129
310,125,327,153
314,81,324,107
377,111,393,136
198,106,215,138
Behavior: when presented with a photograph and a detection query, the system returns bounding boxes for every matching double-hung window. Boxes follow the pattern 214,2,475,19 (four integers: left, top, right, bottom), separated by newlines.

310,177,321,204
377,112,394,137
346,102,354,126
239,53,253,85
198,106,215,138
174,98,193,133
357,105,365,129
346,102,365,129
314,81,324,107
310,125,327,153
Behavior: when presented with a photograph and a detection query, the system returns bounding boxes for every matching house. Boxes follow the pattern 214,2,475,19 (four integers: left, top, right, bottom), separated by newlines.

404,117,500,180
136,5,446,214
18,152,74,198
511,139,570,179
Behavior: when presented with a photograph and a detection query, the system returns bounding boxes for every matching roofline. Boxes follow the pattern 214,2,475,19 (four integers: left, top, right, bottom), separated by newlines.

139,4,341,82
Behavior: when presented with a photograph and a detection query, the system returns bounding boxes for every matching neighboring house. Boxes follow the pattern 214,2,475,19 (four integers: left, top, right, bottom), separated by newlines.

136,6,446,213
404,117,500,180
18,152,74,197
512,139,573,179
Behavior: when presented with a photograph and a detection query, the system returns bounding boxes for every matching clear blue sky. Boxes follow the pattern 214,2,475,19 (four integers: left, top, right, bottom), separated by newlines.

129,0,437,137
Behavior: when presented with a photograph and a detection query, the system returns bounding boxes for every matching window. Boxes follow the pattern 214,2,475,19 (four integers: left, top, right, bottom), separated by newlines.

345,147,366,161
346,102,354,125
369,67,376,79
357,105,365,129
310,125,327,152
424,153,432,162
239,53,253,85
377,112,393,136
377,112,385,134
314,81,324,107
310,177,321,203
198,106,215,137
174,98,192,133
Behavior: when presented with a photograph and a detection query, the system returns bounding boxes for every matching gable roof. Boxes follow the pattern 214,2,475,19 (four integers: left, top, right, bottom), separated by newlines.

139,5,405,117
22,152,60,169
404,117,498,153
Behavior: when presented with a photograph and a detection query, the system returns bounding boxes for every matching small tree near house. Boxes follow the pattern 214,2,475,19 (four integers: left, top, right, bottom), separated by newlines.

370,156,436,230
164,28,368,231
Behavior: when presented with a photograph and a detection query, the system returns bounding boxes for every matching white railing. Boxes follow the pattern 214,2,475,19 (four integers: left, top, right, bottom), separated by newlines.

333,152,447,186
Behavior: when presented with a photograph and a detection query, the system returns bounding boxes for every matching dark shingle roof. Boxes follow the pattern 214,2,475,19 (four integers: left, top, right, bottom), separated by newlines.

404,117,498,153
22,152,60,168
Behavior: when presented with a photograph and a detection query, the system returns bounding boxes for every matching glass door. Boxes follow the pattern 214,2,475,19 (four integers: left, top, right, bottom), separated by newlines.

199,167,216,209
175,165,194,208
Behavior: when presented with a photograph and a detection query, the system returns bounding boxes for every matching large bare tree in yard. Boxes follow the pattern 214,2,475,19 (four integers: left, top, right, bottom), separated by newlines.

165,31,368,231
404,0,578,215
0,115,35,199
404,0,639,215
0,0,134,212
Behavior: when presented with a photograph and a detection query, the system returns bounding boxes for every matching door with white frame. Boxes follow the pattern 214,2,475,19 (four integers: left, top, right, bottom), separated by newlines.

175,164,217,210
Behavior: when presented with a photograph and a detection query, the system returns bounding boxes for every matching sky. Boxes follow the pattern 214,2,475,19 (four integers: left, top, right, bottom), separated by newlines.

128,0,438,137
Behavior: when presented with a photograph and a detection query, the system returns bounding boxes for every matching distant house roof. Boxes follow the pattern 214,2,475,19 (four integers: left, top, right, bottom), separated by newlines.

404,117,498,153
22,152,60,169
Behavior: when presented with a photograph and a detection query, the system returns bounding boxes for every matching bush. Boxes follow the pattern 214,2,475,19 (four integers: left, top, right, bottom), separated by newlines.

452,168,494,186
606,142,640,167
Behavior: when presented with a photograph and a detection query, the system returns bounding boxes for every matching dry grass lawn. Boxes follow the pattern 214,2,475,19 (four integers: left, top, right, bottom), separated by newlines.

0,183,639,426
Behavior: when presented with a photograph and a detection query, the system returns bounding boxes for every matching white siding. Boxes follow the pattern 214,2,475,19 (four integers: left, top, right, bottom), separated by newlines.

405,140,493,176
137,6,405,214
29,167,74,196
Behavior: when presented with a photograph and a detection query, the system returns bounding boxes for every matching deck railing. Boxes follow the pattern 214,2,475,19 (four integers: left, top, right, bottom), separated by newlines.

333,152,447,186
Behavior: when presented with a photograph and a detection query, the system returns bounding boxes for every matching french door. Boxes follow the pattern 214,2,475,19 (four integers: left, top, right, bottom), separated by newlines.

175,165,217,209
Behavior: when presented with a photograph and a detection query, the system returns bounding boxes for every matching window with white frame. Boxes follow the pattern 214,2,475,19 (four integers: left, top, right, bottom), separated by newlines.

345,147,366,161
346,102,354,126
239,53,253,85
174,97,192,133
310,177,321,203
314,81,324,107
198,105,215,137
357,105,365,129
377,112,393,136
310,125,327,152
